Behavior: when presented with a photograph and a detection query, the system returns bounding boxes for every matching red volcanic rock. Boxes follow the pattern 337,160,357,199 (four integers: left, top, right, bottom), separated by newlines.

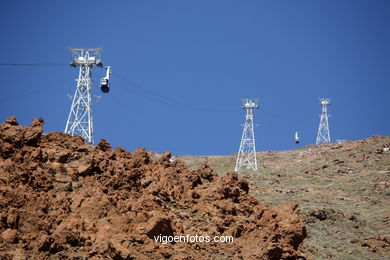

0,117,307,259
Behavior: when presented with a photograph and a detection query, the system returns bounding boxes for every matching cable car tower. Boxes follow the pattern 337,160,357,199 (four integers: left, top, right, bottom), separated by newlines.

316,98,331,145
235,99,259,172
65,48,110,144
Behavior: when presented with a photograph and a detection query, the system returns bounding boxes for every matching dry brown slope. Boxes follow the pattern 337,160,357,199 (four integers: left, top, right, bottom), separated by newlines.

0,117,307,260
179,136,390,259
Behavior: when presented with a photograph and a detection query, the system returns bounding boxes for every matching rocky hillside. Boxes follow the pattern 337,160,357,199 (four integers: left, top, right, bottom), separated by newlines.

0,117,307,259
179,136,390,259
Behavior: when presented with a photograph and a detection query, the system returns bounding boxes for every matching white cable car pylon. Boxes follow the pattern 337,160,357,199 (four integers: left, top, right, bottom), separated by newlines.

65,48,111,145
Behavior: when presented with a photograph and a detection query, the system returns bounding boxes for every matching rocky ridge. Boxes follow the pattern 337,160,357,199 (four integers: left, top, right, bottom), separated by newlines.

0,117,307,259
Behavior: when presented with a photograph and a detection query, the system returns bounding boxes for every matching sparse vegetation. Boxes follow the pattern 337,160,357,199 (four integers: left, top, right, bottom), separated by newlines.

179,136,390,259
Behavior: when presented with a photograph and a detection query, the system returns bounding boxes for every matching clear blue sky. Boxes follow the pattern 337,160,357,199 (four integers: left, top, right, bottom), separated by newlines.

0,0,389,155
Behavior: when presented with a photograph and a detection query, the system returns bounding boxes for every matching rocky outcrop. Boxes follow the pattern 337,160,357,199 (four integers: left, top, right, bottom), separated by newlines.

0,117,307,259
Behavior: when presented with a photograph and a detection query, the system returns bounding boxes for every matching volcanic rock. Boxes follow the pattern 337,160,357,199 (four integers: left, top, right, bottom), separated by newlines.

0,117,307,259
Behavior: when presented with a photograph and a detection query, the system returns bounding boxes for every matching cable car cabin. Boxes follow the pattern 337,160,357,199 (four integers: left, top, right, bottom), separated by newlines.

295,131,299,144
100,66,111,93
100,78,110,93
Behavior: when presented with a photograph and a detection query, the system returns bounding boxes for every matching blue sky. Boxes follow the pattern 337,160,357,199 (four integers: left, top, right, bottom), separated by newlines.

0,0,389,155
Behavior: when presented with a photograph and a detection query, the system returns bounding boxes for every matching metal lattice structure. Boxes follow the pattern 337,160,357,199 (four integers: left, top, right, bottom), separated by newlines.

235,99,259,172
316,98,331,145
65,48,103,144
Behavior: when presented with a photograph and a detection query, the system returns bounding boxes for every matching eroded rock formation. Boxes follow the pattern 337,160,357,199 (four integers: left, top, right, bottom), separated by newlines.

0,117,307,259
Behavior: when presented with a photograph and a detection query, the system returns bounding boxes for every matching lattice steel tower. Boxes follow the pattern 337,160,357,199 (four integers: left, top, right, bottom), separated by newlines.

65,48,103,144
316,98,331,145
235,99,259,172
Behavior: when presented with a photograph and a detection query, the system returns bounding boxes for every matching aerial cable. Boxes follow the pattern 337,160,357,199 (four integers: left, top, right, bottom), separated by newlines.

112,71,235,113
112,71,185,107
0,62,67,67
112,79,179,107
0,61,235,113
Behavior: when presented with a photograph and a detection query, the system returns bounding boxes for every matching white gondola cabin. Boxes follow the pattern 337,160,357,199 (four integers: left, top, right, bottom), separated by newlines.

295,131,299,144
100,66,111,93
